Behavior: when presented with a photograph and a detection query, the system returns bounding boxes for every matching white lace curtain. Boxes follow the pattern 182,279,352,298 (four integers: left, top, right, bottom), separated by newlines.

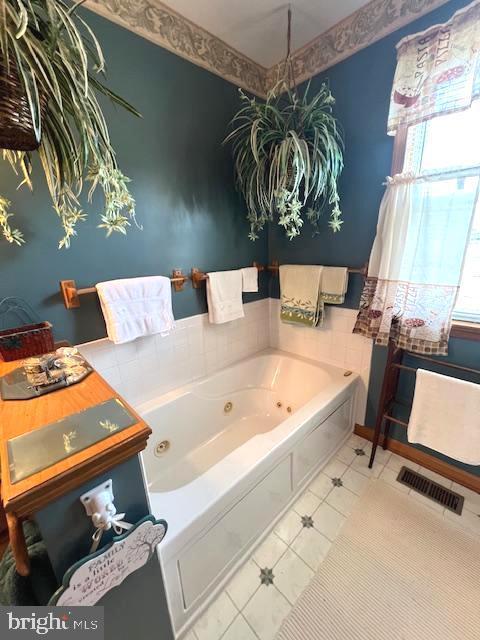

354,174,479,354
354,0,480,355
387,0,480,135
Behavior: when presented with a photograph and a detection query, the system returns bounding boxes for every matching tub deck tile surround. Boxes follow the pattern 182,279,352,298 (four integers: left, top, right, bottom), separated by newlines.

269,299,373,427
188,435,480,640
77,299,373,426
78,299,272,409
0,358,151,517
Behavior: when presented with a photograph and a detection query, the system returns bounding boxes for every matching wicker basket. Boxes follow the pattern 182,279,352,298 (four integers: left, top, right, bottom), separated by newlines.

0,322,54,361
0,61,43,151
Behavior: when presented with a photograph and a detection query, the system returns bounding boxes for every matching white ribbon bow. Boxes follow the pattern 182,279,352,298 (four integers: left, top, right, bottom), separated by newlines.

90,512,133,553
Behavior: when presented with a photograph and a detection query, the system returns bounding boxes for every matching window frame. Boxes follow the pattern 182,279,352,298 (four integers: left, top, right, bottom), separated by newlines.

391,122,480,340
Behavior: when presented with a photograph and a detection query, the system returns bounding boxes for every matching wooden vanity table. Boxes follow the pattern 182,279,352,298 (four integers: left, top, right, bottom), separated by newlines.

0,357,151,575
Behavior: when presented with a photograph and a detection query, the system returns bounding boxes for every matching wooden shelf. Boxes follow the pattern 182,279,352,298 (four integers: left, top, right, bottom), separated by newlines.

0,359,151,518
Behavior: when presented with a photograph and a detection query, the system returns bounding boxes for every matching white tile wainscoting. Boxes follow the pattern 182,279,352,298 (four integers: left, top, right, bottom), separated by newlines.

77,298,372,423
77,299,270,407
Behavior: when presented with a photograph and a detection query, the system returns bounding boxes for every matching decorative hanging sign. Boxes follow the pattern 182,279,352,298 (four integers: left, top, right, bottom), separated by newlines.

49,516,167,606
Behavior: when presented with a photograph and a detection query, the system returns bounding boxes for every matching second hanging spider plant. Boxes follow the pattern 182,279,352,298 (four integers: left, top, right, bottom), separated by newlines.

224,81,344,240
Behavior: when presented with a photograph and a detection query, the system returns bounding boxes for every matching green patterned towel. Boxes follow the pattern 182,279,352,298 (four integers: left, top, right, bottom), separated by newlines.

279,265,324,327
319,266,349,304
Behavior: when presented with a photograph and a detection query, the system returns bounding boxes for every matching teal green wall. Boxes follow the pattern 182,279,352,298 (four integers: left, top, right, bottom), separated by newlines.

269,0,480,477
0,10,268,345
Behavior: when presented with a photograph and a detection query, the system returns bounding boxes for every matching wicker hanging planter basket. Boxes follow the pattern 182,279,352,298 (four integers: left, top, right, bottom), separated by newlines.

0,61,45,152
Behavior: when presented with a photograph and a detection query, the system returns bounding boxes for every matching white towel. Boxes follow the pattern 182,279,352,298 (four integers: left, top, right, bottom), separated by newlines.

241,267,258,293
206,270,244,324
320,267,349,304
408,369,480,465
279,265,324,327
96,276,175,344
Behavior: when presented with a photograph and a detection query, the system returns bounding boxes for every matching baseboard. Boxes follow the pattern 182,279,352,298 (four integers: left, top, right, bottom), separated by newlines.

354,424,480,494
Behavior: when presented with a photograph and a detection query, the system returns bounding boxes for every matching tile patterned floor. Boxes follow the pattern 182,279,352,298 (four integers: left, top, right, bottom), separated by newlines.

185,435,480,640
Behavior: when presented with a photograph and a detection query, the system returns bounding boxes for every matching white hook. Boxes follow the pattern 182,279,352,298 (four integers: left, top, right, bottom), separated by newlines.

80,480,132,552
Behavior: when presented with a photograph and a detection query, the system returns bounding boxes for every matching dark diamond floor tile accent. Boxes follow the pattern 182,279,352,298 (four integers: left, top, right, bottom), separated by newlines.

301,515,314,528
331,477,343,487
260,567,274,586
354,448,366,456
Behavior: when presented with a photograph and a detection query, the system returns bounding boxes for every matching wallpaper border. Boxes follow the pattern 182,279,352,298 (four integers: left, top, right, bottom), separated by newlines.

268,0,453,89
85,0,267,97
86,0,453,97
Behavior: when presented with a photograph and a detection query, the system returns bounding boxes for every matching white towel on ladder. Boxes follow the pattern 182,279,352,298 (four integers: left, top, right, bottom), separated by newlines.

206,270,244,324
96,276,175,344
408,369,480,465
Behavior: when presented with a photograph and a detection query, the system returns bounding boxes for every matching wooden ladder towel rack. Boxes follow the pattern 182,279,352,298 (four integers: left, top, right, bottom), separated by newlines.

369,340,480,468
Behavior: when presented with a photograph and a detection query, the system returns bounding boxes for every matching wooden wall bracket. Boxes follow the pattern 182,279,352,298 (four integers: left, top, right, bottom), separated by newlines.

60,279,82,309
190,267,206,289
171,270,188,292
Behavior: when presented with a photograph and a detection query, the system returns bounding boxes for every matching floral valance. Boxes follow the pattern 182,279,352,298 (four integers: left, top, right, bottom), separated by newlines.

387,0,480,135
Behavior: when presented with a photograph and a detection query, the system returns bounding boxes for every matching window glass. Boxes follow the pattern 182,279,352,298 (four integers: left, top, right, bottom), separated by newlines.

420,101,480,173
455,201,480,322
403,100,480,323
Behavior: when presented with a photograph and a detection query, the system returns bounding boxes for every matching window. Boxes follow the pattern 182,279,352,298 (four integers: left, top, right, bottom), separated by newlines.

399,100,480,325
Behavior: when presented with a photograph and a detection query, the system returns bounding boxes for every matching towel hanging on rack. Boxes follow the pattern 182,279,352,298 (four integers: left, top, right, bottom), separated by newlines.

96,276,175,344
206,271,244,324
279,265,324,327
240,267,258,293
408,369,480,465
320,267,349,304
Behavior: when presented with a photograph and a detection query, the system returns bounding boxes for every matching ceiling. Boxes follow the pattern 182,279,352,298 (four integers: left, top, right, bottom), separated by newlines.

164,0,369,68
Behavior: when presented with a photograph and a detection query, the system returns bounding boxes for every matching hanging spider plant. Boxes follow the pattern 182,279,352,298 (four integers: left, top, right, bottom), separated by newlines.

224,78,344,241
0,0,141,248
224,9,344,241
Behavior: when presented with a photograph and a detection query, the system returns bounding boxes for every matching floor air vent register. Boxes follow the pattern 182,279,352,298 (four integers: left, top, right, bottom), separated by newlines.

397,466,464,515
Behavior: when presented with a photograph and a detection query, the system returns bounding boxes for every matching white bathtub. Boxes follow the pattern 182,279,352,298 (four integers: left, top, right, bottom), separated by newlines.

139,349,358,635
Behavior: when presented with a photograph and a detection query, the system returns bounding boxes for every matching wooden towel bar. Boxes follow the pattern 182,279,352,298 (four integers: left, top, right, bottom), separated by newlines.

190,262,264,289
267,259,368,276
60,263,267,308
60,269,190,309
60,261,366,308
